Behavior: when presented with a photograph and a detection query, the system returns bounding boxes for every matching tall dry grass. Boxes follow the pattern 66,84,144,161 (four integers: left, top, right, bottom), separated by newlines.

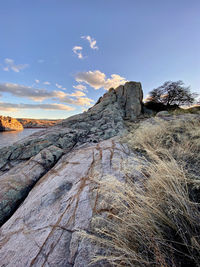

87,116,200,267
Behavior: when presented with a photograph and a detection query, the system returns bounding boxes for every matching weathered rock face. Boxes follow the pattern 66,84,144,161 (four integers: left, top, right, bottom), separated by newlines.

0,81,144,266
0,116,23,131
115,81,143,120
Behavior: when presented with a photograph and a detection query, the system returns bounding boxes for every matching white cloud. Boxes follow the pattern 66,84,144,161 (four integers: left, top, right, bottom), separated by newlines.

0,102,74,112
72,46,83,59
35,79,40,84
3,58,29,73
43,81,51,85
73,84,87,91
81,35,98,50
75,70,127,90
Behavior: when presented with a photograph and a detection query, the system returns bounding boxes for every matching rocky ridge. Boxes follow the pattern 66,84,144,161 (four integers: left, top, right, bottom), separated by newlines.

0,81,144,266
0,116,23,131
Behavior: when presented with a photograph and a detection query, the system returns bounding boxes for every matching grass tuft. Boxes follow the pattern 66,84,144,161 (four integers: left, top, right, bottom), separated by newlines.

86,116,200,267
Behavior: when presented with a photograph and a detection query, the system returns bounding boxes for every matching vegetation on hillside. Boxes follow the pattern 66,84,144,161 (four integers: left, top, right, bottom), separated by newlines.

86,116,200,267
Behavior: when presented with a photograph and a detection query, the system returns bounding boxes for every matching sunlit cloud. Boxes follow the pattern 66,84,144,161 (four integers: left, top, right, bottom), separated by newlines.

81,35,98,50
72,46,83,59
61,96,94,107
2,58,29,73
75,70,127,90
72,97,94,106
69,90,86,97
73,84,87,91
35,79,40,84
0,102,75,112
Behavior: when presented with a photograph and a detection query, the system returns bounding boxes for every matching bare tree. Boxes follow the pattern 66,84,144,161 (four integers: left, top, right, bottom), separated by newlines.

146,81,198,107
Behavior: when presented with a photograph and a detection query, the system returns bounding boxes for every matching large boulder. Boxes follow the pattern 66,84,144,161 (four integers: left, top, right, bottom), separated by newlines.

0,116,23,131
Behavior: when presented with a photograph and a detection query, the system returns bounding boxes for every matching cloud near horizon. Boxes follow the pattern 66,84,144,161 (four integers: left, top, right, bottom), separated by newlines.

3,58,29,73
0,102,75,112
81,36,98,50
75,70,127,90
72,46,83,59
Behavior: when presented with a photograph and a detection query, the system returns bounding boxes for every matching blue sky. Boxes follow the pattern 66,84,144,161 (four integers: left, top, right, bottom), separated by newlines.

0,0,200,119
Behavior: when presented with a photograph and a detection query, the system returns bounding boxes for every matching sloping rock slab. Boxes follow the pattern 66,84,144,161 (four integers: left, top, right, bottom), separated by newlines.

0,138,140,267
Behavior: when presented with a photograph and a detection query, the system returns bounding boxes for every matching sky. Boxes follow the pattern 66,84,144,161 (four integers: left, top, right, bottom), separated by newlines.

0,0,200,119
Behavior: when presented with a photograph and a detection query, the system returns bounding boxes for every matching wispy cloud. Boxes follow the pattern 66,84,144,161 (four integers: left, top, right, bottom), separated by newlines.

0,102,75,112
35,79,40,84
72,46,83,59
43,81,51,85
69,90,86,97
55,83,62,89
75,70,127,90
38,59,45,63
73,84,87,91
81,35,98,50
55,83,67,90
2,58,29,73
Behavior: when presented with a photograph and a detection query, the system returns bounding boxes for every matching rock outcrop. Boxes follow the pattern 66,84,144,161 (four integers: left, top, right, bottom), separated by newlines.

0,81,144,266
0,116,23,131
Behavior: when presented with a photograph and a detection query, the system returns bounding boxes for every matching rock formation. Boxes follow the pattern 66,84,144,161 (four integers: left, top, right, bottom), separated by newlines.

0,116,23,131
0,81,143,266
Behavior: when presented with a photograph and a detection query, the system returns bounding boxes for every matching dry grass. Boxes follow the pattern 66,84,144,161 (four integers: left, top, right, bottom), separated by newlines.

86,116,200,266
